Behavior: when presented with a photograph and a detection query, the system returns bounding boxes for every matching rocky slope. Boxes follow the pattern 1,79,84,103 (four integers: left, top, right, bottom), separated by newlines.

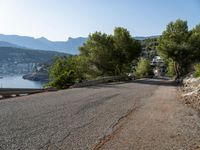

180,76,200,111
23,70,49,83
23,64,50,83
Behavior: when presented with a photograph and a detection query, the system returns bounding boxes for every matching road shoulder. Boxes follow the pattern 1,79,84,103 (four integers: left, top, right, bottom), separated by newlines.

97,85,200,150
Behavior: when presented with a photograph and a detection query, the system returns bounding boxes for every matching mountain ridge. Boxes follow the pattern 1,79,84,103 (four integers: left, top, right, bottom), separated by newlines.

0,34,88,54
0,34,159,54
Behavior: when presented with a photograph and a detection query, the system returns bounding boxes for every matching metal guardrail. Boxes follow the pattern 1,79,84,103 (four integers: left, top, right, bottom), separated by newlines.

0,88,57,99
70,76,132,88
0,76,131,99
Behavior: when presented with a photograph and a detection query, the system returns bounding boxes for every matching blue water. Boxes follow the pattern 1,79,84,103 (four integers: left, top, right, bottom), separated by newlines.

0,75,44,89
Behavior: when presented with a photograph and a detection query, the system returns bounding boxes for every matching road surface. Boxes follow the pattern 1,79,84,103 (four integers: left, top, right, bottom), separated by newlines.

0,79,200,150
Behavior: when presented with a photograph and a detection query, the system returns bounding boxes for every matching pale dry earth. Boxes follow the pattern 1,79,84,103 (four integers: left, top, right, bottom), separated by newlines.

180,77,200,111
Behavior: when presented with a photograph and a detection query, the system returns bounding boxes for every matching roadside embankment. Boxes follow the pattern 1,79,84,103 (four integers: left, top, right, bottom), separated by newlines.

179,76,200,111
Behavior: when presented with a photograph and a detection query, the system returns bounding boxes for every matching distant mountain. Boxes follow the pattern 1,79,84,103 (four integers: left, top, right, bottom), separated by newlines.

0,41,21,48
134,35,160,41
0,34,87,54
0,34,160,54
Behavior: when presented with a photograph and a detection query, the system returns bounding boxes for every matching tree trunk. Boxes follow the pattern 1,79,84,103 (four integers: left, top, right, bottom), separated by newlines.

174,62,178,77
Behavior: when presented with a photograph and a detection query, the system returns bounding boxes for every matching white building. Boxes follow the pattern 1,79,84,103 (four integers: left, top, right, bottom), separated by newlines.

151,56,164,66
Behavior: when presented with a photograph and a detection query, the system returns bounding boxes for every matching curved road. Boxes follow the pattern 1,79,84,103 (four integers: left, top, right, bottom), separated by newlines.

0,79,200,150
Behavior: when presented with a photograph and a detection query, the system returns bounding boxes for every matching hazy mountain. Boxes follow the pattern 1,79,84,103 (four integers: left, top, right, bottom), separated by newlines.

0,41,21,48
135,35,160,41
0,34,159,55
0,34,87,54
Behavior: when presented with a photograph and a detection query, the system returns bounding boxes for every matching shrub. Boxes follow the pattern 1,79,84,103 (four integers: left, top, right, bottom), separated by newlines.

48,56,90,89
49,70,76,89
194,63,200,77
134,58,153,78
167,61,175,77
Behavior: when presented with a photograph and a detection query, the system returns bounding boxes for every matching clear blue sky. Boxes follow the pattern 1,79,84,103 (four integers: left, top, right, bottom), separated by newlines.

0,0,199,41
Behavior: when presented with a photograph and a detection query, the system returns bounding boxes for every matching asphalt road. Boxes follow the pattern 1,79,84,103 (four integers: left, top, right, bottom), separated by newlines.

1,79,200,150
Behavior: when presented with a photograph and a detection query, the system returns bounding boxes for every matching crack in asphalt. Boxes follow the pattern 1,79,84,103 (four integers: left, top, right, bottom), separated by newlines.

39,131,71,150
93,102,140,150
39,96,142,150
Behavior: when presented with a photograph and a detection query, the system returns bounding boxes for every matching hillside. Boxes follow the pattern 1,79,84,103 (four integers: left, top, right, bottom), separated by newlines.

0,47,69,75
0,41,21,48
135,35,160,41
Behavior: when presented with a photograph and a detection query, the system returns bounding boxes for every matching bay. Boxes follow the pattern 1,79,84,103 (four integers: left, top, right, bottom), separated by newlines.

0,75,44,89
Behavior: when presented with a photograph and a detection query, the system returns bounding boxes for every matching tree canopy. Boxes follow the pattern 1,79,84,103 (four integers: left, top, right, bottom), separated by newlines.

189,24,200,61
80,27,141,76
49,20,200,89
49,27,142,88
157,19,193,77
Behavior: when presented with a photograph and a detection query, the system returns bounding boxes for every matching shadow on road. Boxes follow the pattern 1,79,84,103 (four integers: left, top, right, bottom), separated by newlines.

86,78,176,89
132,78,176,87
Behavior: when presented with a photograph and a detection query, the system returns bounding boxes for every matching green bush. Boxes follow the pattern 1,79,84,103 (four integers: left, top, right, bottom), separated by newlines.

48,56,90,89
134,58,153,78
49,70,76,89
194,63,200,77
167,61,175,77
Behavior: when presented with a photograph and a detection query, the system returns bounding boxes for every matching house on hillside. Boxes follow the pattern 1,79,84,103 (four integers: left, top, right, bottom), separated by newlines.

151,56,164,66
151,56,167,76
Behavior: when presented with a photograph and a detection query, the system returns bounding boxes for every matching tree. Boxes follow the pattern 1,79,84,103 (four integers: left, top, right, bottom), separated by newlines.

80,27,141,76
189,24,200,62
113,27,141,73
80,32,116,76
157,19,191,77
49,27,142,89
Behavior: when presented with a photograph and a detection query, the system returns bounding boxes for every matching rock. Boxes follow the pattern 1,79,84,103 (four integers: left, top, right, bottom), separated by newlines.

23,70,49,83
180,76,200,111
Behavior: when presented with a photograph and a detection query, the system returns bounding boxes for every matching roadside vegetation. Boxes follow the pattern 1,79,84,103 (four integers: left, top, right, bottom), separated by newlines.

134,58,153,78
166,61,175,77
49,27,141,89
140,37,158,60
194,63,200,77
48,20,200,89
157,19,200,78
48,55,91,89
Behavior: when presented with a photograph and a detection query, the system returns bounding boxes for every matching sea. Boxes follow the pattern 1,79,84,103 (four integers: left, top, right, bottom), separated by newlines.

0,75,44,89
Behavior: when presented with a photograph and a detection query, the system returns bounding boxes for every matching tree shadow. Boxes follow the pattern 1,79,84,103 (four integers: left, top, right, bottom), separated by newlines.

131,78,176,87
85,78,176,89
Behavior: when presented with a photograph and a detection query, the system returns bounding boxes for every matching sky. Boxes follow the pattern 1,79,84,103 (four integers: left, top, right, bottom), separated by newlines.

0,0,199,41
